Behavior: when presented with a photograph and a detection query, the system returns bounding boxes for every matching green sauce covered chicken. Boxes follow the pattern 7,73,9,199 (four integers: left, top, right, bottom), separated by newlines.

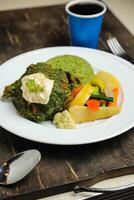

2,55,94,123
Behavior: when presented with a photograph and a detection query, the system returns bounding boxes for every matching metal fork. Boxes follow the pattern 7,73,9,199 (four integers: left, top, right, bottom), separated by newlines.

77,186,134,200
75,184,134,200
85,187,134,200
107,37,134,64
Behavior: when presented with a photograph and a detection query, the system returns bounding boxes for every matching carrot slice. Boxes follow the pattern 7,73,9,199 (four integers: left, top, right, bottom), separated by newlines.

71,86,83,97
108,87,119,107
87,99,101,111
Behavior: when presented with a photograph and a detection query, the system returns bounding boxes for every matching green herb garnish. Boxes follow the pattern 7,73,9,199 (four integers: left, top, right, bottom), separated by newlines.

26,79,44,92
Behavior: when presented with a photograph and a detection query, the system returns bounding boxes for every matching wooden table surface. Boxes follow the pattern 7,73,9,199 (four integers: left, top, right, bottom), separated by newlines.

0,4,134,200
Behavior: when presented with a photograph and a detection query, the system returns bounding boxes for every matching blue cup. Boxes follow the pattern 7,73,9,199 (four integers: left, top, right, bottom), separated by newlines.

65,0,107,49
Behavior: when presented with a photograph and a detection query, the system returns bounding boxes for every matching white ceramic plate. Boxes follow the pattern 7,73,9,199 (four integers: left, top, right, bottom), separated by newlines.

0,47,134,145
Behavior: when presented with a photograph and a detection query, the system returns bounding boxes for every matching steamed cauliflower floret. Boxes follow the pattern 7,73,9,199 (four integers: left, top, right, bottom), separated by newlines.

53,110,76,129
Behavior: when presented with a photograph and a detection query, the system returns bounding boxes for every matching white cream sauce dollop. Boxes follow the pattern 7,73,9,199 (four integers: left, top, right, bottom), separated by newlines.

21,72,54,104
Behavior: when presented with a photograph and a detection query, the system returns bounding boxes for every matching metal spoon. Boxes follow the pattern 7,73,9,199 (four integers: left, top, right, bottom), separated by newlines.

0,149,41,185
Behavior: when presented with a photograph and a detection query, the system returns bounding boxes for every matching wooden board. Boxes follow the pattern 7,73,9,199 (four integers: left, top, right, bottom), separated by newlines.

0,4,134,200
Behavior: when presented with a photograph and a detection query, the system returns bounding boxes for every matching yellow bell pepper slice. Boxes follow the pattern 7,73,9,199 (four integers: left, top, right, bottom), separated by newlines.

69,83,94,107
94,71,120,90
91,77,106,93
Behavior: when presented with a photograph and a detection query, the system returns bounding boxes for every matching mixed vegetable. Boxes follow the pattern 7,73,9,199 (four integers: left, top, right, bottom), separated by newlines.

53,70,122,128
